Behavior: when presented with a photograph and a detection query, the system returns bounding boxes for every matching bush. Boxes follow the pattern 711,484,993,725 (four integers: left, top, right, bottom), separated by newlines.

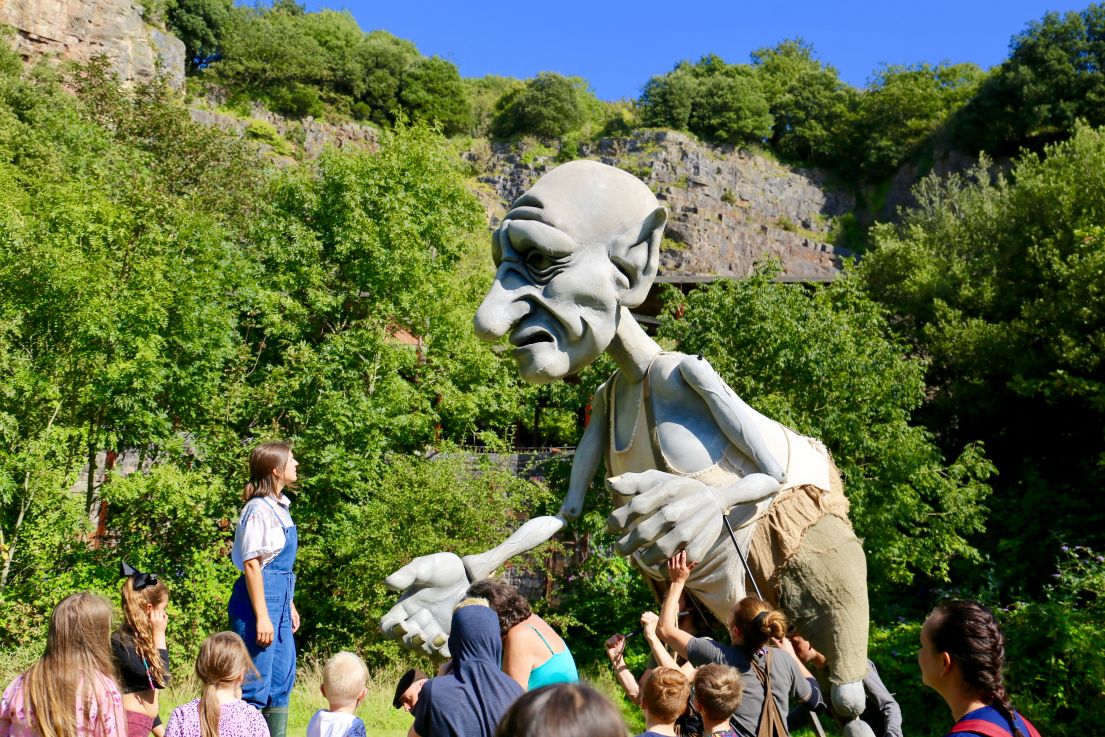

638,55,772,145
492,72,597,139
1002,546,1105,734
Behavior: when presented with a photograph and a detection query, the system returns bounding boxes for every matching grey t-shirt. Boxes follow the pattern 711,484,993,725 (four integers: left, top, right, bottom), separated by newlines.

686,637,811,737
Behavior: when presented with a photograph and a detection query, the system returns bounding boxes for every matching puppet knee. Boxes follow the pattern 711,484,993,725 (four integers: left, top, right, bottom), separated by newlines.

832,681,866,720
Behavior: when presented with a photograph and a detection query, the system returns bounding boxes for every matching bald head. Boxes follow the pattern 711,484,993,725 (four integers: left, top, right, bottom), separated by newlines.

506,160,661,247
476,160,666,383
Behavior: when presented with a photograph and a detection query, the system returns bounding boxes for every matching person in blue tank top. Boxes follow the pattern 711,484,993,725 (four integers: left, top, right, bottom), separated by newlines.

919,600,1041,737
467,580,578,690
227,442,301,737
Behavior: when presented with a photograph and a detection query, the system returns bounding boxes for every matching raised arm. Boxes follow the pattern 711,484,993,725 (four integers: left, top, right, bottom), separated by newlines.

559,383,607,520
656,551,696,660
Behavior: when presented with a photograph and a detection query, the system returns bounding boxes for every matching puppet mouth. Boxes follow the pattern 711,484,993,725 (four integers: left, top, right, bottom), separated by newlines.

510,327,555,349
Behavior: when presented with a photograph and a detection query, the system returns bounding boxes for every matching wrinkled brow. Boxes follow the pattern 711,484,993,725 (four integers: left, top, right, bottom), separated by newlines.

505,192,546,223
503,219,578,256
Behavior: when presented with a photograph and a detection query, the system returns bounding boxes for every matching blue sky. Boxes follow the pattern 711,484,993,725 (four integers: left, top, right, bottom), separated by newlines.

299,1,1092,100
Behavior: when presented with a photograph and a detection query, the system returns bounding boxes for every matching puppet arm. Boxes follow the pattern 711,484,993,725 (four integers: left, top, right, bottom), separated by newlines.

381,386,607,657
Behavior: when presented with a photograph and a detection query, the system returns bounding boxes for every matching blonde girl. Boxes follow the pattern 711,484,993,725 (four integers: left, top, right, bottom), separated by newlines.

164,632,267,737
0,592,127,737
112,563,170,737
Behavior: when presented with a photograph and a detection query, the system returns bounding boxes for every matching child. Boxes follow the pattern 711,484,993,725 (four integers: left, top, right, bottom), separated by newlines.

113,562,171,737
636,667,690,737
164,632,267,737
0,592,127,737
306,652,368,737
693,664,744,737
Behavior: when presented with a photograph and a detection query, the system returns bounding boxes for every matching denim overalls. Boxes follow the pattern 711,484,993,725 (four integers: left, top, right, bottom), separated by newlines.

228,497,297,708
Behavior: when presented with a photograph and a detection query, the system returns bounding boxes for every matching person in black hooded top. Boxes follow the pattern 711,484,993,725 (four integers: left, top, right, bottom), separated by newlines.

410,605,524,737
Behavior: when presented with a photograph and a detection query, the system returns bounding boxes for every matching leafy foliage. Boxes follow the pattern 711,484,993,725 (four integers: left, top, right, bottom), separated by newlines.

852,62,984,179
0,55,541,665
491,73,601,139
751,39,855,166
640,55,772,145
859,124,1105,591
1002,546,1105,733
165,0,234,71
951,4,1105,156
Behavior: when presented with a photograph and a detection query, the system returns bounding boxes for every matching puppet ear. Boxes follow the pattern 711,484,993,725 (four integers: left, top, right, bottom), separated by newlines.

609,206,667,308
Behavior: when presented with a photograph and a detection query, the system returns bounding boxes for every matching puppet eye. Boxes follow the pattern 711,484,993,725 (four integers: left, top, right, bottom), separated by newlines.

526,251,556,272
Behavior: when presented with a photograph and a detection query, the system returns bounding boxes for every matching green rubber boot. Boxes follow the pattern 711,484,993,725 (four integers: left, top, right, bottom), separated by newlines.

262,706,289,737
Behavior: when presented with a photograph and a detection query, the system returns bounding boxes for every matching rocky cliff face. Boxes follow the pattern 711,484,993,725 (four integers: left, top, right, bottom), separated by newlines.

0,0,185,88
473,131,854,281
189,103,379,163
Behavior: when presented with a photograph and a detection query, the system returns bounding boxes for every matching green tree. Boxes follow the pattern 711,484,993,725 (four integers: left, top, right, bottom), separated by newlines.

687,61,772,145
859,124,1105,590
951,4,1105,155
636,55,773,145
209,5,328,104
855,62,984,179
639,65,695,130
492,72,593,139
0,56,258,600
658,267,994,590
353,30,420,126
399,57,473,135
299,9,368,99
165,0,234,71
464,75,523,136
751,39,856,165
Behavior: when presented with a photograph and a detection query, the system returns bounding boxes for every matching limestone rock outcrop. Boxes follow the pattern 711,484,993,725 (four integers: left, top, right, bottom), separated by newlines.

0,0,185,88
473,131,854,281
188,104,379,162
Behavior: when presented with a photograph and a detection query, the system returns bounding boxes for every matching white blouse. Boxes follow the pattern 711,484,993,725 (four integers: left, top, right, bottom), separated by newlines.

231,494,293,571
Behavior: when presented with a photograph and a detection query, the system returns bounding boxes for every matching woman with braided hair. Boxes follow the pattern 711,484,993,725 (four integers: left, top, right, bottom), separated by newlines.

919,600,1041,737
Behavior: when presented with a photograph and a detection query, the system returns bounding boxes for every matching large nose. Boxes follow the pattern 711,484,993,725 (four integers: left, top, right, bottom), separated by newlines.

474,270,531,341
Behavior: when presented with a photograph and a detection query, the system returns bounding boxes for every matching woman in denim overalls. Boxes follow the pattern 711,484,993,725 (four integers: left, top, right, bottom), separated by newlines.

228,442,301,737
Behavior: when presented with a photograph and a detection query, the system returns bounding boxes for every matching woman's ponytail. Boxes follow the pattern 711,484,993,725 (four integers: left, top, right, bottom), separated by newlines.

730,597,789,651
242,442,293,501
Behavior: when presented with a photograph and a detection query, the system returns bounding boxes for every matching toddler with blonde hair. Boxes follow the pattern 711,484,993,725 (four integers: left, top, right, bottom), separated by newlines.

306,652,368,737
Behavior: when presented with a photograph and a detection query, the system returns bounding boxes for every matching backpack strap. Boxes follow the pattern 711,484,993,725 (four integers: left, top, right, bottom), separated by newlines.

950,721,1013,737
949,713,1041,737
750,650,788,737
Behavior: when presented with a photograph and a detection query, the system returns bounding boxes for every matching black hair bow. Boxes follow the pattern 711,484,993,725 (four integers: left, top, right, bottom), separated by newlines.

120,561,159,590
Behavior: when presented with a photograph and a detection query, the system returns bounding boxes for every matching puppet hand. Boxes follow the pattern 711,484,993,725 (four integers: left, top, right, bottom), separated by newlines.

380,552,468,659
606,470,725,567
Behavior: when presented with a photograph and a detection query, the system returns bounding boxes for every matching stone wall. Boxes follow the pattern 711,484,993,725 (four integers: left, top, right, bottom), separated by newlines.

473,131,855,281
0,0,185,88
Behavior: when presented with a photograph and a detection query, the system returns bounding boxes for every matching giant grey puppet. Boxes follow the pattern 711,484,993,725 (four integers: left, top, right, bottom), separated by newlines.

381,161,874,736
